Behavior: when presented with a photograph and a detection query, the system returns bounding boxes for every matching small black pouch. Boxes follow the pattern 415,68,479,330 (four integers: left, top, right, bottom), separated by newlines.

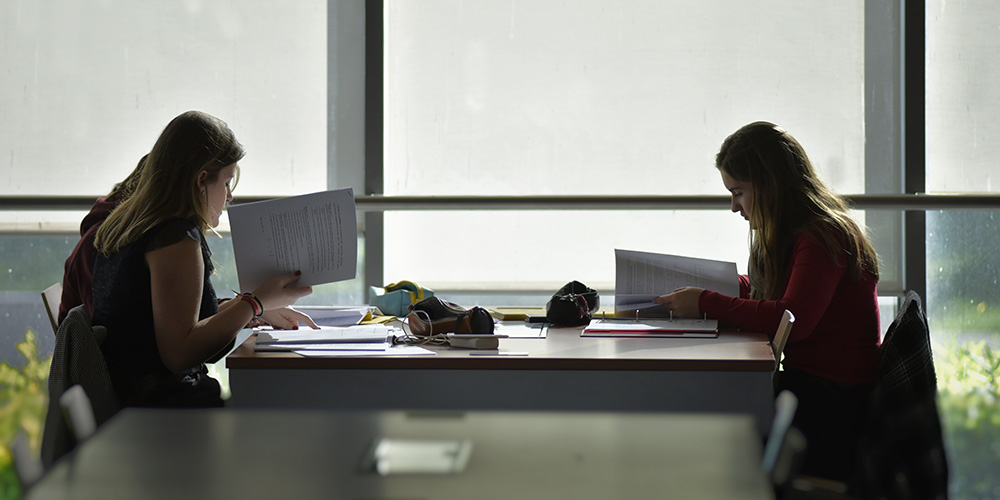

545,281,600,326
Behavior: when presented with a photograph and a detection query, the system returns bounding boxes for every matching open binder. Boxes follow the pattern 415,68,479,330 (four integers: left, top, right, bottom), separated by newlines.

581,318,719,338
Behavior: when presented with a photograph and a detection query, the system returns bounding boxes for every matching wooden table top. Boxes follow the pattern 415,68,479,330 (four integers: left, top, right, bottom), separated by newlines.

227,322,775,372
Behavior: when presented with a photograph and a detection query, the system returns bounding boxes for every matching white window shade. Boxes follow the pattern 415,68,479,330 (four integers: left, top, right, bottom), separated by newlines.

383,0,865,289
0,1,326,199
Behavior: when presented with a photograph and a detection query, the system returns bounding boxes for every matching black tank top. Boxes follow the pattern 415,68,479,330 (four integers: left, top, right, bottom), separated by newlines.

93,217,222,407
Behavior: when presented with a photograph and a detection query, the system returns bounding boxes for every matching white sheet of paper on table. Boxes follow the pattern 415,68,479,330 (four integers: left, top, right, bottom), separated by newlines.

294,345,436,357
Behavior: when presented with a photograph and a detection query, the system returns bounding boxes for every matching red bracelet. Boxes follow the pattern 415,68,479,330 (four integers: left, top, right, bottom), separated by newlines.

237,293,262,318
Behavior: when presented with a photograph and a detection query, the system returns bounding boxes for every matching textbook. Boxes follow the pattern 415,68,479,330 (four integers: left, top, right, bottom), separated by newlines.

614,249,738,318
228,188,358,291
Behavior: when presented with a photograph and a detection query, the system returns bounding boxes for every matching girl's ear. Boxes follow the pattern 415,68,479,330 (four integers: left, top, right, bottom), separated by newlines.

195,170,209,191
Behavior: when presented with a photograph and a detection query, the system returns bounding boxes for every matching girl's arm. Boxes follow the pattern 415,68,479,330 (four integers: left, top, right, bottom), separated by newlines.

147,236,252,373
699,235,846,339
147,236,313,373
653,274,752,318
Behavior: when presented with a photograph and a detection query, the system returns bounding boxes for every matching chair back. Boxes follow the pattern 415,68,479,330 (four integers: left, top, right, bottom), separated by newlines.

41,282,62,335
761,390,801,484
855,291,949,499
40,305,120,468
10,432,44,491
771,309,795,369
60,385,98,443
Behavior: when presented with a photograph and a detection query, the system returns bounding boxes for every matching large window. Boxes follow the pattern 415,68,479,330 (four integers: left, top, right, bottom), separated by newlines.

383,0,867,290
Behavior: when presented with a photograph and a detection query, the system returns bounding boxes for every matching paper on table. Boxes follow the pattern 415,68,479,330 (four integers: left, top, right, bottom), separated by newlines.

294,345,437,357
255,342,391,352
493,322,547,339
256,325,391,344
614,249,738,317
295,305,371,327
585,317,718,332
228,188,358,291
217,328,255,359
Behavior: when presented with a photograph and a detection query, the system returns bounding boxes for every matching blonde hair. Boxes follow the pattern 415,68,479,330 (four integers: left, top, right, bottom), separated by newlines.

715,121,879,299
96,111,244,256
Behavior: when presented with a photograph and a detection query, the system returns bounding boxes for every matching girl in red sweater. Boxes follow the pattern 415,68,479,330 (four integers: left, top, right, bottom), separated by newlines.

655,121,881,481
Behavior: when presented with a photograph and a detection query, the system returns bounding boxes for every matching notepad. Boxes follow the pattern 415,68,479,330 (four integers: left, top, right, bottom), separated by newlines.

581,318,719,338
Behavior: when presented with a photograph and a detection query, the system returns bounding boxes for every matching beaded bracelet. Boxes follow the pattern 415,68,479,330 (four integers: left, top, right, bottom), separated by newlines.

237,293,263,318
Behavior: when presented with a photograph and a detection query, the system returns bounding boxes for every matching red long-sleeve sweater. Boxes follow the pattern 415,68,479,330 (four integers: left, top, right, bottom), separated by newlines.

699,232,881,385
58,197,119,325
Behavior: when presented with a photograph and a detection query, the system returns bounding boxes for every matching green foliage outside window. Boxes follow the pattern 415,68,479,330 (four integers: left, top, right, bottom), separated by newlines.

0,329,51,500
936,341,1000,499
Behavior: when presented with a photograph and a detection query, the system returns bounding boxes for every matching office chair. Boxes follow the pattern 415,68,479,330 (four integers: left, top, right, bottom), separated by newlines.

41,305,120,468
785,292,949,500
771,309,795,370
854,291,949,499
41,282,62,335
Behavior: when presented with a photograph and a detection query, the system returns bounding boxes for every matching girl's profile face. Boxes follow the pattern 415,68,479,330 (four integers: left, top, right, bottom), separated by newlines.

201,163,237,228
721,170,754,228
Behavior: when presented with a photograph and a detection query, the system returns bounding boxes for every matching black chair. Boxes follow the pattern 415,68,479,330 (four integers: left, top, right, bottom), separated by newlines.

854,291,950,499
40,304,120,468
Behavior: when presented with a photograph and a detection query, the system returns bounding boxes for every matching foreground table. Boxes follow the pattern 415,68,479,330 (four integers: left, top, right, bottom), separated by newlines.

27,408,774,500
226,324,776,433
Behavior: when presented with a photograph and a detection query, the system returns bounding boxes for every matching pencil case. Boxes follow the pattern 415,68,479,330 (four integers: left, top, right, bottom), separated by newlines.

369,281,434,317
546,280,600,326
406,297,495,336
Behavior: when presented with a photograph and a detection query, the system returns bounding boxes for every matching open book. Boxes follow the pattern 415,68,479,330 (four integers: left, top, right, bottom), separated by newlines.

228,188,357,291
614,249,738,318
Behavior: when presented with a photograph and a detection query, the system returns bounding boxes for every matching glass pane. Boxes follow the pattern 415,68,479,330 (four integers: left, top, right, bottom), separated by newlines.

926,1,1000,193
0,234,76,384
0,1,327,199
926,210,1000,497
385,0,865,196
384,0,865,290
384,210,752,289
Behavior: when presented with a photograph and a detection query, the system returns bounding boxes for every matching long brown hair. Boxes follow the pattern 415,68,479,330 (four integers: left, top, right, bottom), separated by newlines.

96,111,244,256
105,154,148,203
715,121,879,299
